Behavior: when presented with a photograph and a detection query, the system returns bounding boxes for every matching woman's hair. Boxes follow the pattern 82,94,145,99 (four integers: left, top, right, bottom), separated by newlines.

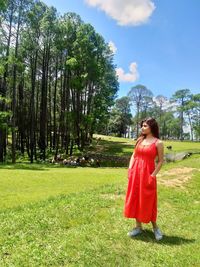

135,117,160,147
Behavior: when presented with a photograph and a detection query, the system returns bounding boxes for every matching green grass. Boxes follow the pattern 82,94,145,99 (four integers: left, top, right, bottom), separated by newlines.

91,134,200,156
0,153,200,266
0,165,125,210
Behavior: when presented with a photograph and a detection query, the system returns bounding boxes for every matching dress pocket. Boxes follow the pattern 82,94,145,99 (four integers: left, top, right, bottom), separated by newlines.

147,174,156,189
127,168,132,179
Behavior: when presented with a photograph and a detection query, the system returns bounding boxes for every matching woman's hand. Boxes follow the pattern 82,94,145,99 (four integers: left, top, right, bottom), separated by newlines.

150,141,164,178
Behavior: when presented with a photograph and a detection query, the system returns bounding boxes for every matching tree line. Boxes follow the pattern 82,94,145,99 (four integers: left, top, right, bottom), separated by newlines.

105,85,200,141
0,0,118,163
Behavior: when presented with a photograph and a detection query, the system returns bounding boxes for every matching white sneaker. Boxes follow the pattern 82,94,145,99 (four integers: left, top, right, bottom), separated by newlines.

153,227,163,240
127,227,143,237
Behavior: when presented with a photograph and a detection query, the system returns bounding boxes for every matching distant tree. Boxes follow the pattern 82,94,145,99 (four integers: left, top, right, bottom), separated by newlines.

108,96,132,137
192,94,200,140
127,84,153,138
183,95,197,141
170,89,191,141
154,95,168,137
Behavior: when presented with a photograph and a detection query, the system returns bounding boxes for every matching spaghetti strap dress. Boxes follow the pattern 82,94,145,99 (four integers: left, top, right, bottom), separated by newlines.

123,138,159,223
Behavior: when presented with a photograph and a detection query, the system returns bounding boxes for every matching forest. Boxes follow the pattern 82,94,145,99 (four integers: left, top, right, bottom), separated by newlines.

0,0,200,164
107,86,200,142
0,0,118,163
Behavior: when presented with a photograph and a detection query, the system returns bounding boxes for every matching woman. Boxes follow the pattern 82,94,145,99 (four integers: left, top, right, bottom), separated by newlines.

123,117,164,240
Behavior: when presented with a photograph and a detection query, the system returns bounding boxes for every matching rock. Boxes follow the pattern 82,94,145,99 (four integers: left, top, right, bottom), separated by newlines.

165,152,192,162
167,145,172,150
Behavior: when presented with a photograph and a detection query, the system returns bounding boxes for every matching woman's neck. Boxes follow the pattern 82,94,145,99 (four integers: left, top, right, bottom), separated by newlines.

144,134,155,139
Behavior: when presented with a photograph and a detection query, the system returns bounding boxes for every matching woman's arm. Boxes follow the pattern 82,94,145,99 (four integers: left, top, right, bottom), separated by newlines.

151,141,164,176
128,152,135,169
128,137,142,169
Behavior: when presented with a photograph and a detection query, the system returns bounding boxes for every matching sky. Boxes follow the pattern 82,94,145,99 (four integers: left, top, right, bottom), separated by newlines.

42,0,200,100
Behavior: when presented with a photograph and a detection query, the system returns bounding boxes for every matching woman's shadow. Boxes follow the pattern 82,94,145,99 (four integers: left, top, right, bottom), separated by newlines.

130,229,195,245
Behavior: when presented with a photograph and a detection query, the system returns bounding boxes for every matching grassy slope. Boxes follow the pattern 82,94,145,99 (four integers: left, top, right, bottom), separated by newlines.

91,134,200,156
0,135,200,266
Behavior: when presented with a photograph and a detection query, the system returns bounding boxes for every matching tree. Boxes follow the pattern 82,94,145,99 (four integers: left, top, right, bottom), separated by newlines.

0,1,119,163
108,97,132,137
192,94,200,140
170,89,191,141
127,84,153,138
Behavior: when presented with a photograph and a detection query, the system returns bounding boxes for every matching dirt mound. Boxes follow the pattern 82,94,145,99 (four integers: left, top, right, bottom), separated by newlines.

157,167,199,188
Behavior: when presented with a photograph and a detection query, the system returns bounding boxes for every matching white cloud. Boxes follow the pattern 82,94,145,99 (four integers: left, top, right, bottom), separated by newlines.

116,62,139,82
85,0,155,26
108,41,117,54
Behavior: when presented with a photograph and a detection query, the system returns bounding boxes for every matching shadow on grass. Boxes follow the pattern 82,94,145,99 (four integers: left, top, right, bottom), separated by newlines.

0,163,78,171
90,139,134,156
130,229,195,245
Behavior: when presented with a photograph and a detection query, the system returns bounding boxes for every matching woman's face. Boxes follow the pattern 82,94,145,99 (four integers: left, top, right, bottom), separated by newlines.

141,122,151,135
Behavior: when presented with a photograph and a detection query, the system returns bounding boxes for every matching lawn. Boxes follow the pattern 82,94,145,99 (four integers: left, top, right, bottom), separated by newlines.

0,139,200,266
91,134,200,156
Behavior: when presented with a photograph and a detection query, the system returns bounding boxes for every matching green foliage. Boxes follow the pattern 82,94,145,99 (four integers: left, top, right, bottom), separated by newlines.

107,97,132,137
0,95,12,129
0,0,119,162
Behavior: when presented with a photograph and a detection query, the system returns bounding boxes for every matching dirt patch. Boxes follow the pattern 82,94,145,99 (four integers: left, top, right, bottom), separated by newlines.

157,167,199,188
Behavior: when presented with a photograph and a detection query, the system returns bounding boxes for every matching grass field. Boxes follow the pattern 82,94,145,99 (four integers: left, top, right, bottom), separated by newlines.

0,135,200,266
91,134,200,156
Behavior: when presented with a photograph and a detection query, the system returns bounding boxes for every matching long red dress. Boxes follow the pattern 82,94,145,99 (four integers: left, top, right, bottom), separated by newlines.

123,138,158,223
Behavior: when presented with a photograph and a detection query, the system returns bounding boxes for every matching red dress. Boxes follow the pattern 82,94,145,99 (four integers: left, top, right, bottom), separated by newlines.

123,138,158,223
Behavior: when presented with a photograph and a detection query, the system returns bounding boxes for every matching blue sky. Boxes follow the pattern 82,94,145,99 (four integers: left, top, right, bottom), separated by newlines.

43,0,200,100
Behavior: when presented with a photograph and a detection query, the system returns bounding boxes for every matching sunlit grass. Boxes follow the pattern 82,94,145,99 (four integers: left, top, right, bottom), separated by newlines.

92,134,200,155
0,155,199,266
0,166,125,210
0,136,200,266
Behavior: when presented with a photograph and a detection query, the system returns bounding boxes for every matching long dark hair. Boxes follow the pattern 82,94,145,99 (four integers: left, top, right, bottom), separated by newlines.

135,117,160,147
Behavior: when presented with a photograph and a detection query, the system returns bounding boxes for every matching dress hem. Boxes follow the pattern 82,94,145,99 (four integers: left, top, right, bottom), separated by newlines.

123,214,156,223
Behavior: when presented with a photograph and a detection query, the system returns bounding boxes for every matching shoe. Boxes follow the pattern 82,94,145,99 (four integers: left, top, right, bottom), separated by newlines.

127,227,143,237
153,227,163,240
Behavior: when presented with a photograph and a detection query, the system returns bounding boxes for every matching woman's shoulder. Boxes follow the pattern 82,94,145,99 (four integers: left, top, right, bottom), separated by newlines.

136,136,144,143
156,138,164,146
134,136,144,147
